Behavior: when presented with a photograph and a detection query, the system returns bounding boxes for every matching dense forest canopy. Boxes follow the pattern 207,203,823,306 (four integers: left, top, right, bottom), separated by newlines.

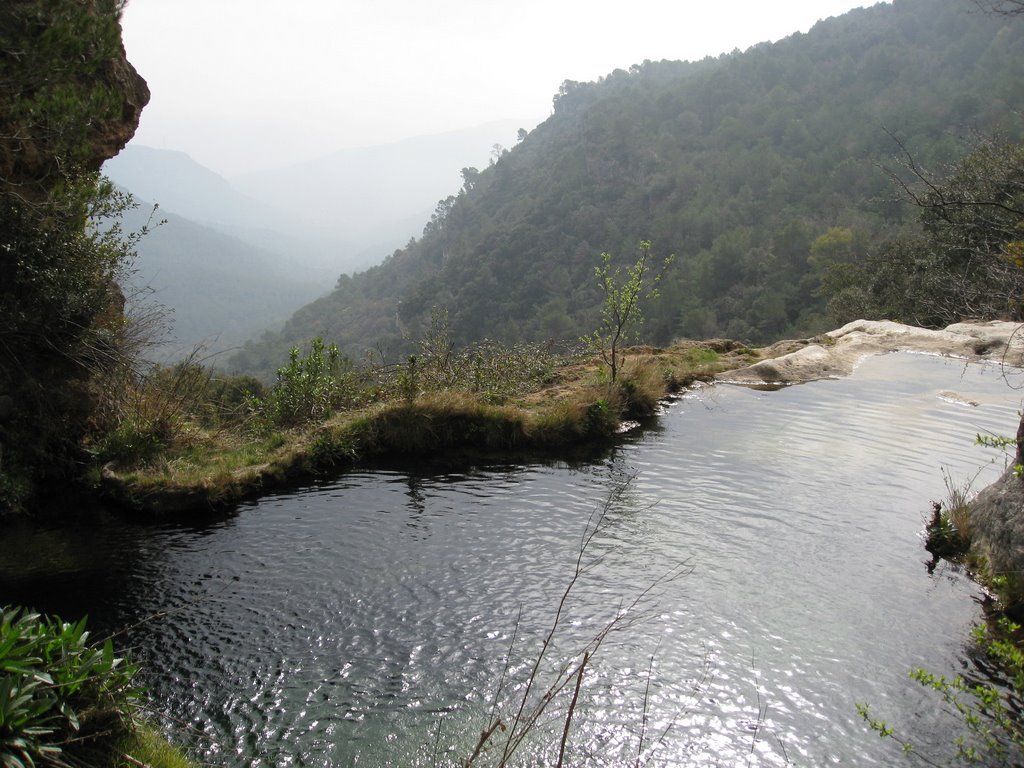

231,0,1024,377
824,138,1024,326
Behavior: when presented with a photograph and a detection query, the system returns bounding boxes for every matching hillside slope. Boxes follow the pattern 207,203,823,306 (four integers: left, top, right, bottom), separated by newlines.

230,0,1024,376
118,199,325,359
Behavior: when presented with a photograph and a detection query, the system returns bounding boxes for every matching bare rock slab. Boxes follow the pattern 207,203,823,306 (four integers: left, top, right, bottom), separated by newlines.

722,319,1024,387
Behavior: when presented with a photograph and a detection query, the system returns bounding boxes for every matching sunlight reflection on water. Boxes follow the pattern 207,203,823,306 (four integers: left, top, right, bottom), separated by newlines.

1,352,1022,766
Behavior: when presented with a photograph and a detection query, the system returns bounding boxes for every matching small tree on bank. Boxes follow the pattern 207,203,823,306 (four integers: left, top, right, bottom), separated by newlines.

586,241,673,383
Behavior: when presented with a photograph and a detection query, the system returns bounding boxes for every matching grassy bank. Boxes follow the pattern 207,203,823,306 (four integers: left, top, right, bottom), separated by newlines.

98,340,761,514
118,724,196,768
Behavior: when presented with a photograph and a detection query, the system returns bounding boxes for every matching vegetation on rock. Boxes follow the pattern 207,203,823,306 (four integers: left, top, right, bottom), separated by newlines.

0,0,150,513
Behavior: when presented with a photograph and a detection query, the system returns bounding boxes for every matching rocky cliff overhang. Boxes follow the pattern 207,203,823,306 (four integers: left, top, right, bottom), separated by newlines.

0,1,149,201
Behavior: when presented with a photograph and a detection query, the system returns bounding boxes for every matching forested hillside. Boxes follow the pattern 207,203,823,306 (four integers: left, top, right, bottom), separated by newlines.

231,0,1024,376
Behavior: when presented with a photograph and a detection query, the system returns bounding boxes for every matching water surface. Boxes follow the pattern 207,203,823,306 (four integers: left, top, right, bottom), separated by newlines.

2,352,1021,766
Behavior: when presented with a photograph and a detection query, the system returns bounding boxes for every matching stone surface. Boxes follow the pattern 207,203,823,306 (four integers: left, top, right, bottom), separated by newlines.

967,467,1024,593
720,319,1024,386
92,41,150,171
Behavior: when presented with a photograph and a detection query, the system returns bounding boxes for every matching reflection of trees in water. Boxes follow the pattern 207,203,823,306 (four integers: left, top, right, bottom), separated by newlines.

0,517,147,626
403,473,429,539
397,464,540,540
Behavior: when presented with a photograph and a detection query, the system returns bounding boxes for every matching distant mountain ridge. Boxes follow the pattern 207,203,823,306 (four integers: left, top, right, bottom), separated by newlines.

116,195,325,359
231,119,531,246
104,121,534,358
228,0,1024,377
105,145,288,232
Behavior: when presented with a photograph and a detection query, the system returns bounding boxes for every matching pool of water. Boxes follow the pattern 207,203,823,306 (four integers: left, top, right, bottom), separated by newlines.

2,352,1022,766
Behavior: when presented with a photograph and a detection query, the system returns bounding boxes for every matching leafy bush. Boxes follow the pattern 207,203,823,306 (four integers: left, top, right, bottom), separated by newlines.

308,430,358,470
583,241,673,383
0,606,140,768
861,617,1024,765
583,397,618,437
255,338,364,429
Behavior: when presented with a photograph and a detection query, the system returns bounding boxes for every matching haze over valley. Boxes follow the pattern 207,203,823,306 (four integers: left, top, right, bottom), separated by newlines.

104,120,529,356
108,0,891,362
215,0,1023,377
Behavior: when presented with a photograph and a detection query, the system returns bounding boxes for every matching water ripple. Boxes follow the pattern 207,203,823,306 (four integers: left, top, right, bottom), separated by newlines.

1,353,1020,766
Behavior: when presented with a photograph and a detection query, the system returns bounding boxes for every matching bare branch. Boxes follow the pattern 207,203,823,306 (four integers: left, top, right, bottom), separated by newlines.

555,651,588,768
972,0,1024,15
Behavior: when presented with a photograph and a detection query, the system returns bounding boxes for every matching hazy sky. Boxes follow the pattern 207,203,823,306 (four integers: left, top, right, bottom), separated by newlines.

120,0,879,177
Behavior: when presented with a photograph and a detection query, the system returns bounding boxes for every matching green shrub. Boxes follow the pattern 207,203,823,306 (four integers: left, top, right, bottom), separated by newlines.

584,398,618,437
256,338,364,429
584,241,673,383
0,606,141,768
308,430,358,470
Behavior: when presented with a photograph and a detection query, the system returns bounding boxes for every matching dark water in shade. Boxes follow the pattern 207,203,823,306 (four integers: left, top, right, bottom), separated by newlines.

3,352,1024,766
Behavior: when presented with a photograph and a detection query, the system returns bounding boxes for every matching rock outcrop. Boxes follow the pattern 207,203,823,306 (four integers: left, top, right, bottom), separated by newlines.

967,468,1024,600
0,2,148,513
720,319,1024,386
0,2,149,201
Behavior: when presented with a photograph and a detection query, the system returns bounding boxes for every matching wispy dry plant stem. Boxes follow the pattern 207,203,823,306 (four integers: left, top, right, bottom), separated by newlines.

555,650,588,768
635,642,659,768
497,479,628,765
461,472,692,767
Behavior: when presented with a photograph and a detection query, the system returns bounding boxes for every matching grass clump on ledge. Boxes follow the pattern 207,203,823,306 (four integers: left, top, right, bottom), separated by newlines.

925,470,976,561
96,326,759,514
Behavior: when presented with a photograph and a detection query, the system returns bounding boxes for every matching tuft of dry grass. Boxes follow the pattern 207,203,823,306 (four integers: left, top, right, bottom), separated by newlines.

925,470,979,559
943,470,975,547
